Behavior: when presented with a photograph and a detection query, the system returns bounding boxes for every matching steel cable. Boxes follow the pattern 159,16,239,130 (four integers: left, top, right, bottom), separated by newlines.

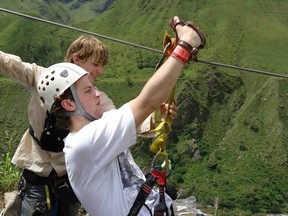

1,7,288,79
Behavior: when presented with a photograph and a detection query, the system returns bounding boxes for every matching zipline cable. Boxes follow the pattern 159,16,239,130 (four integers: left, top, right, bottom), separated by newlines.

198,59,288,79
1,7,288,79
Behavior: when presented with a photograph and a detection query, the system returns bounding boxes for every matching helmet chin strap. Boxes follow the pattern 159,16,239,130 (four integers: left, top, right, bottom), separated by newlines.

62,84,96,121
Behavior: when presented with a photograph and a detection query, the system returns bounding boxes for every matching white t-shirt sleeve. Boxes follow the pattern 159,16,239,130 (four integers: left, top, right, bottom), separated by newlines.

64,103,136,171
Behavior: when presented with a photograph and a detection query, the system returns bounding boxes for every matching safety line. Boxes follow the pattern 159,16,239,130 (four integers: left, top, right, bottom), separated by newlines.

198,59,288,79
1,7,288,79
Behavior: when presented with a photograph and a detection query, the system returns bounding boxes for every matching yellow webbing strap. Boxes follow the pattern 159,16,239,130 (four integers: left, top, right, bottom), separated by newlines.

44,185,51,210
149,88,175,157
149,31,177,158
163,31,177,57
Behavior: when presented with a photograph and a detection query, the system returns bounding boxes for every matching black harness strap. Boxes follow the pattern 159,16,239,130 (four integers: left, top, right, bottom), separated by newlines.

128,168,175,216
127,169,158,216
29,125,41,144
153,171,168,216
28,111,68,152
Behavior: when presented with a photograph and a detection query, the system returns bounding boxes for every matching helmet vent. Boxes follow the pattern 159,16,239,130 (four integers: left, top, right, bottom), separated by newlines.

40,96,45,103
60,69,69,77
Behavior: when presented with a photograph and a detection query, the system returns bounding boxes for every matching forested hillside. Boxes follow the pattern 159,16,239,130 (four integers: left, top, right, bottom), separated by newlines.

0,0,288,215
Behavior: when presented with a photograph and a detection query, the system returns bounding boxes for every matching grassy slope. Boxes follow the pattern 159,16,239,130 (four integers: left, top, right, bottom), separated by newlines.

186,1,288,213
0,0,288,214
0,79,29,149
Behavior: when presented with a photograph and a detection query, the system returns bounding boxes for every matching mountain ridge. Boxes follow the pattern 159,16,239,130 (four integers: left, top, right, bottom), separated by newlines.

0,0,288,214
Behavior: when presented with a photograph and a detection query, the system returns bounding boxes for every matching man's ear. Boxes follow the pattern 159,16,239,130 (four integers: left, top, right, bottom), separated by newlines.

72,54,80,64
61,99,76,111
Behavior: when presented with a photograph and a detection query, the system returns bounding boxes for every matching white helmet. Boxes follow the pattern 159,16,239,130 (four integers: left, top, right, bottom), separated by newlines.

37,62,88,112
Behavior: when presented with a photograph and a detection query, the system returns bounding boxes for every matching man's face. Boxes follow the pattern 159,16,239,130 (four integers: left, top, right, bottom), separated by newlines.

75,76,103,119
76,57,104,83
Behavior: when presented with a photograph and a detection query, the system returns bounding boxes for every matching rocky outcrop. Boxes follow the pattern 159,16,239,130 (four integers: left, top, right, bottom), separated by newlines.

93,0,115,13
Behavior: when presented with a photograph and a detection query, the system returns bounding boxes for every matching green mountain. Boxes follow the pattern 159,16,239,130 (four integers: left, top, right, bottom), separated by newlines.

0,0,288,215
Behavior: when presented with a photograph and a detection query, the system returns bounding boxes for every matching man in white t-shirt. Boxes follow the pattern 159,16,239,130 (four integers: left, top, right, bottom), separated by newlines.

36,16,206,215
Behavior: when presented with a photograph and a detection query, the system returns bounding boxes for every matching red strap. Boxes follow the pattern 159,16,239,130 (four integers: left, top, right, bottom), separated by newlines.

170,45,190,65
157,171,166,186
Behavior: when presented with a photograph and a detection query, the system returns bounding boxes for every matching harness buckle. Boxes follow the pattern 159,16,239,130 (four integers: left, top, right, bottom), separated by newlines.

55,181,69,189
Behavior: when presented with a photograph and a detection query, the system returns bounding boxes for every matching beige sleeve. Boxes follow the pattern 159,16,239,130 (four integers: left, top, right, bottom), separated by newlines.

137,113,156,138
0,51,45,88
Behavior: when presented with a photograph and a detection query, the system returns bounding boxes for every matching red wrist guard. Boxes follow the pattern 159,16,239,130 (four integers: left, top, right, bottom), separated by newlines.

170,45,190,65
